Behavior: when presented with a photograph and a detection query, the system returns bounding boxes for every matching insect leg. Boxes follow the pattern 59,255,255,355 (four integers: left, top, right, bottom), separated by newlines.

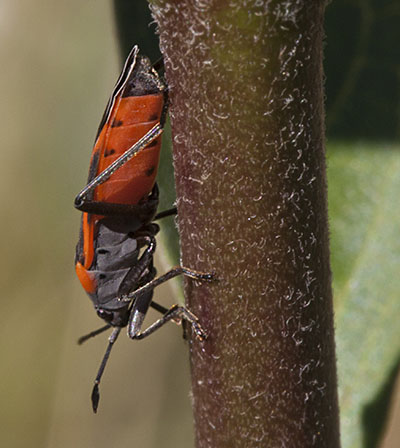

150,301,169,314
117,235,157,297
75,184,159,223
125,267,214,340
122,266,214,302
75,123,163,209
77,324,112,345
128,294,186,336
129,303,207,341
154,207,177,220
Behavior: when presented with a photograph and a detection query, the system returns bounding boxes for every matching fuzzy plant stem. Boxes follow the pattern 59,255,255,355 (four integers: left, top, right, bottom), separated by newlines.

151,1,340,446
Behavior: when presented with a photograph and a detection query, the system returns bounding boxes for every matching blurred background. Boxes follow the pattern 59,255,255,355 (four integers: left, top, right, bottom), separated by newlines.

0,1,399,447
0,1,193,447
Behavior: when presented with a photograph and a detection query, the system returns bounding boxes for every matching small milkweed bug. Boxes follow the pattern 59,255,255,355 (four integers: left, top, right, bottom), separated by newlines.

74,46,213,413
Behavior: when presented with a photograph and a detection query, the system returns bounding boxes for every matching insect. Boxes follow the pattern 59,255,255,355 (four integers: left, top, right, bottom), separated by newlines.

74,46,213,413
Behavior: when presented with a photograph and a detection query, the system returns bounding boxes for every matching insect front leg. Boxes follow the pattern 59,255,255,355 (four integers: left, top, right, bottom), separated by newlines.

74,123,163,210
75,184,159,221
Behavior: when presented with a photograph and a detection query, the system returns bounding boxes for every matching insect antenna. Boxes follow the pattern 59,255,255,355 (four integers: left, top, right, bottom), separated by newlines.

152,56,164,73
77,324,112,345
91,327,121,413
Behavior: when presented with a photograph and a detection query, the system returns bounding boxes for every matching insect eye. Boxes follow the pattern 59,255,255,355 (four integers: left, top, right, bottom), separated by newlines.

96,309,113,322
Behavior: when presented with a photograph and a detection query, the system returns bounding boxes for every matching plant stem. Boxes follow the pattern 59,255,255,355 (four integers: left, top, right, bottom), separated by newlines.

151,1,340,446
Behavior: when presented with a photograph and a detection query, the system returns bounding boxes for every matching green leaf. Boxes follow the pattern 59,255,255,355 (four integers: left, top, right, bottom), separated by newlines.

328,142,400,448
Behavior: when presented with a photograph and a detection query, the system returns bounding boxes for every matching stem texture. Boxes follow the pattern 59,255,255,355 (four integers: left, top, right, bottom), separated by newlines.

151,1,340,446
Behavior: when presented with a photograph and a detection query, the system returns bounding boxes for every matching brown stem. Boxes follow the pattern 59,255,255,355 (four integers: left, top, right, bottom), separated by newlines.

151,1,340,446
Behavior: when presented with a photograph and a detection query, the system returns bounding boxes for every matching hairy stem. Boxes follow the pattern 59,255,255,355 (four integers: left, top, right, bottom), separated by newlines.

151,1,340,446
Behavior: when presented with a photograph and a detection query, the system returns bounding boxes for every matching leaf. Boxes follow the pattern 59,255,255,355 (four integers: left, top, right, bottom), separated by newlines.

324,0,400,140
327,142,400,448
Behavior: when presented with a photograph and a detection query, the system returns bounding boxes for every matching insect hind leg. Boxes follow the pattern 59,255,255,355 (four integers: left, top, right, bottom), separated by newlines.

129,303,207,341
126,266,214,340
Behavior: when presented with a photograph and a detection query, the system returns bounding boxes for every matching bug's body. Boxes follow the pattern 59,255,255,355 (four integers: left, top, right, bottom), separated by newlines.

74,46,212,412
75,47,164,328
